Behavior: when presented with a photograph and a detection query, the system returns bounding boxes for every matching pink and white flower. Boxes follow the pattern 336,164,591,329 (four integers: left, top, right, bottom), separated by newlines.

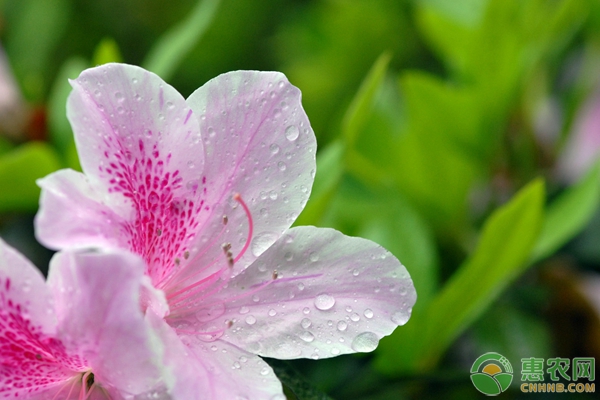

0,239,169,399
35,63,416,397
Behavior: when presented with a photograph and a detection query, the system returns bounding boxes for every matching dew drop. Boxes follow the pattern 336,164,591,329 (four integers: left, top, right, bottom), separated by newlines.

239,306,249,315
277,161,287,171
314,294,335,311
352,269,360,277
337,321,347,332
299,331,315,343
302,307,310,315
260,367,270,376
391,310,411,326
350,313,360,322
251,232,277,256
364,309,374,319
330,348,340,355
285,125,299,141
268,309,277,317
269,143,280,154
297,282,305,291
245,316,256,325
309,252,319,262
207,127,216,137
115,92,124,102
351,332,379,353
301,318,312,329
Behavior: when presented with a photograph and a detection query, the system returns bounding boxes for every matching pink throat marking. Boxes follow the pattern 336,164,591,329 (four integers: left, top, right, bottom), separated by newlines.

100,137,208,285
0,276,87,396
163,193,255,322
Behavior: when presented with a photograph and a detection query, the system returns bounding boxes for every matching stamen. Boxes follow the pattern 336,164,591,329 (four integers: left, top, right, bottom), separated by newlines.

232,193,253,263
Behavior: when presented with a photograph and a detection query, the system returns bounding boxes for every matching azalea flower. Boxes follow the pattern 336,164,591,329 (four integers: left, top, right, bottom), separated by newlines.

0,238,169,399
35,63,416,397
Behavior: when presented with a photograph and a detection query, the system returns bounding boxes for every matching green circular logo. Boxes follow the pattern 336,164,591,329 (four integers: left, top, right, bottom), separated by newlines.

470,352,513,396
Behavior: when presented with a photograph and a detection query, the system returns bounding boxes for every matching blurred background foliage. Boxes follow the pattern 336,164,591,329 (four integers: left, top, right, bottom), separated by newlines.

1,0,600,398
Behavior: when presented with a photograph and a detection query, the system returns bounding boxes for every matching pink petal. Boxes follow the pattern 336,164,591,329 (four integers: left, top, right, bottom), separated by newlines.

36,169,127,250
204,226,416,359
48,249,167,395
180,71,316,280
146,313,283,399
0,239,80,397
66,63,206,284
181,336,284,399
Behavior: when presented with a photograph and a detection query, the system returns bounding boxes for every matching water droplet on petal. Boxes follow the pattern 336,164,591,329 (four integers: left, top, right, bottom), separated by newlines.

239,306,249,315
285,125,299,141
351,332,379,353
269,143,280,154
364,309,374,319
299,331,315,342
337,321,347,332
350,313,360,322
302,307,310,314
115,92,124,102
207,127,216,137
314,294,335,311
309,252,319,262
391,310,411,326
251,232,277,257
301,318,312,329
260,367,270,376
278,161,287,171
268,309,277,317
245,315,256,325
331,348,340,355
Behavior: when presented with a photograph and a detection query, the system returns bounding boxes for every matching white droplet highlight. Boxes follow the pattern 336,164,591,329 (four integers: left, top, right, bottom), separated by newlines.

391,310,411,326
314,294,335,311
351,332,379,353
285,125,299,141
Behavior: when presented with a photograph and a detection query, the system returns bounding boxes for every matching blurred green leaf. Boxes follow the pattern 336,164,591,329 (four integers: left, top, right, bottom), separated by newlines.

390,72,481,225
377,179,544,374
266,359,334,400
47,56,87,157
420,179,544,369
143,0,221,81
532,161,600,262
342,52,391,148
3,0,72,101
92,38,123,65
0,142,62,212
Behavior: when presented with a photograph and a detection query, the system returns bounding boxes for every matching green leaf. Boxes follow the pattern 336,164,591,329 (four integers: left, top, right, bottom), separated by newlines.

3,0,71,101
265,359,335,400
92,38,123,65
143,0,221,81
531,161,600,262
47,57,88,156
342,51,391,148
421,179,544,369
0,142,62,212
376,179,545,374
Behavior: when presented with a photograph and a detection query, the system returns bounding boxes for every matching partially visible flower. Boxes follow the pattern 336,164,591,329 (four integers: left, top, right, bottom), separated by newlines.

556,90,600,182
36,63,416,398
0,239,168,399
